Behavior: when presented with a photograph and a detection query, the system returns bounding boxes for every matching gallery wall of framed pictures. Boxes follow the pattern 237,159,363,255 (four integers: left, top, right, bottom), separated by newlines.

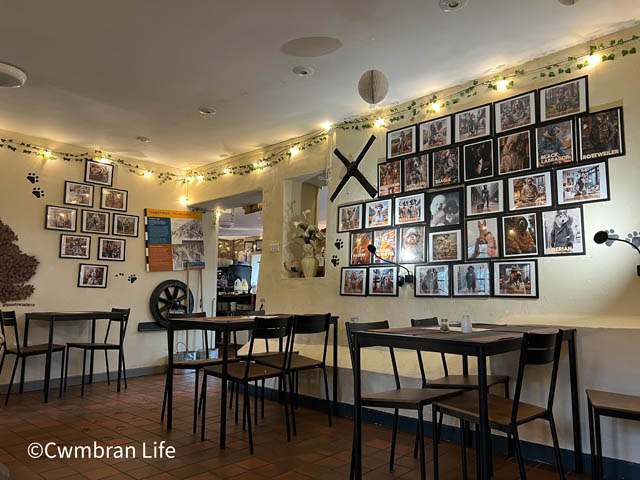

337,75,625,300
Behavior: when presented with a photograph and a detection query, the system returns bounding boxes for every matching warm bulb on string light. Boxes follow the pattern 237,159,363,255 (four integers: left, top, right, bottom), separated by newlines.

431,101,442,112
321,121,333,131
223,168,231,175
375,118,386,128
585,54,602,67
215,210,222,218
187,176,195,183
43,151,53,159
290,145,300,156
98,157,110,164
143,171,152,178
496,79,511,91
196,174,204,181
252,162,259,168
179,196,189,205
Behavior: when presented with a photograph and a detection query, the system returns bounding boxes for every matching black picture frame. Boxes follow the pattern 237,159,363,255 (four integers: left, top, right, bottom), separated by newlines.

63,181,94,208
506,170,554,212
418,114,452,152
59,234,91,259
534,117,577,168
377,159,403,197
494,90,537,134
414,264,451,297
84,159,114,186
349,231,373,266
431,146,461,187
538,75,588,123
403,154,429,192
463,139,494,182
493,259,539,298
364,198,393,229
337,203,364,233
496,128,533,176
386,125,417,160
428,229,463,263
501,212,540,258
465,179,505,217
97,237,126,262
81,210,109,234
372,228,398,264
112,213,139,237
427,187,463,229
577,106,625,162
454,103,493,143
340,267,368,296
368,265,399,296
555,161,610,206
465,216,501,261
540,205,586,257
398,225,427,264
100,187,128,212
394,192,425,226
45,205,78,232
452,262,492,297
77,263,109,288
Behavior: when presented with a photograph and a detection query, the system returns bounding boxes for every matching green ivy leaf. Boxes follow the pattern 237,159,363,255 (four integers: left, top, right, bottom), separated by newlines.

548,72,555,77
630,47,636,54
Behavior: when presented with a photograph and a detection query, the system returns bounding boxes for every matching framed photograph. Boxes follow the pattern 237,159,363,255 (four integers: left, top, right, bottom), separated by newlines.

365,199,392,229
536,119,575,168
337,204,363,233
463,139,494,182
404,155,429,191
431,147,460,187
78,263,109,288
398,226,426,264
494,260,538,298
64,181,94,207
59,234,90,259
419,115,452,151
340,267,367,296
243,241,254,252
466,180,504,217
386,125,416,159
494,91,536,134
578,107,625,161
255,239,263,251
502,213,539,257
84,159,114,186
415,265,450,297
373,229,397,264
377,160,402,196
498,130,532,175
556,162,609,205
454,104,491,142
368,266,399,296
428,188,462,228
395,193,425,225
113,213,139,237
350,231,372,265
453,262,491,297
100,187,128,212
428,229,462,263
97,237,126,262
507,172,553,211
539,76,588,122
466,217,500,260
541,207,585,256
45,205,78,232
81,210,109,234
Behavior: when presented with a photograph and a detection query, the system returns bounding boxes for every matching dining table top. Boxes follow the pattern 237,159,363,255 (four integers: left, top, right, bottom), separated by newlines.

26,311,127,321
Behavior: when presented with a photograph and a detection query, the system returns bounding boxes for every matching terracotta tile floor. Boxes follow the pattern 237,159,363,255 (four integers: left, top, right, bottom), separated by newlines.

0,373,588,479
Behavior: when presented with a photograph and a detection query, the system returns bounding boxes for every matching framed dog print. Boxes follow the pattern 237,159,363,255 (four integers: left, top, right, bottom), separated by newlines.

368,266,399,296
64,181,94,208
541,207,585,256
398,226,426,263
463,139,494,182
428,229,462,263
493,260,538,298
340,267,367,296
395,193,425,225
502,213,539,257
466,217,500,260
428,189,462,228
535,118,575,168
387,125,416,159
466,180,504,217
419,115,452,151
112,213,139,237
507,172,553,211
45,205,78,232
431,147,460,187
415,264,450,297
454,104,491,142
556,162,609,205
101,187,128,212
77,263,108,288
81,210,109,234
404,155,428,191
378,160,402,196
578,107,625,161
539,76,588,122
365,199,392,229
494,91,536,134
59,234,90,259
350,231,372,265
337,203,363,233
85,159,114,186
373,229,397,263
452,262,491,297
98,237,126,262
498,130,532,175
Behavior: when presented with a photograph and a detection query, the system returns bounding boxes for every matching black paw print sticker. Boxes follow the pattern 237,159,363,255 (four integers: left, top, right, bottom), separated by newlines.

32,187,44,198
605,229,619,247
331,255,339,267
627,232,640,248
26,173,39,183
334,238,344,250
128,274,137,284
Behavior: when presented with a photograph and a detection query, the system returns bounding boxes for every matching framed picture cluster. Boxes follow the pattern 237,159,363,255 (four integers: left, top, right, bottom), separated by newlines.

338,76,625,299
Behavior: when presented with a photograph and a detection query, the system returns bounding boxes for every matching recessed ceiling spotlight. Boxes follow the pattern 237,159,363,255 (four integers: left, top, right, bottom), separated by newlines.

439,0,468,12
292,65,315,77
199,107,217,115
136,136,150,143
0,62,27,88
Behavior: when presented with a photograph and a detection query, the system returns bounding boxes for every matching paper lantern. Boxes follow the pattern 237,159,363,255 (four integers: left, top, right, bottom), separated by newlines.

358,69,389,105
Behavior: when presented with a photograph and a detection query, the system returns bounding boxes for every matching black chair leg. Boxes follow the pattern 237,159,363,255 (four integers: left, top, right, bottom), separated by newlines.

19,356,26,393
0,352,5,382
413,421,420,458
261,378,265,419
242,383,247,431
548,413,566,480
81,349,87,396
418,407,426,480
282,375,292,442
193,370,199,434
64,348,70,392
431,406,439,480
5,357,19,405
199,375,206,414
460,419,468,480
287,373,297,436
121,354,128,389
295,371,299,409
322,366,332,427
437,410,444,443
200,374,208,441
59,350,65,398
512,426,527,480
235,379,240,424
245,381,254,454
254,380,258,425
161,374,168,421
390,408,398,470
229,380,234,408
504,380,513,458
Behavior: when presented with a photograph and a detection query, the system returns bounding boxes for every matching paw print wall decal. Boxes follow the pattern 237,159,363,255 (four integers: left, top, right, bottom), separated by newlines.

31,187,44,198
26,173,39,183
128,274,138,284
331,255,340,267
334,238,344,250
605,229,619,247
627,232,640,248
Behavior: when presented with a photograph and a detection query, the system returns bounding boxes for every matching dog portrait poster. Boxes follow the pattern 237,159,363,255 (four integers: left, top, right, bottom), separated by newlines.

536,119,575,167
378,160,402,196
432,147,460,186
453,262,491,296
387,125,416,159
539,76,588,122
455,104,491,142
365,199,392,228
502,214,538,257
340,267,367,296
395,193,425,225
415,265,450,297
541,207,584,255
498,130,532,175
404,155,429,191
428,230,462,263
419,116,451,151
466,218,500,260
464,139,494,182
398,226,426,263
338,204,363,232
466,180,504,217
495,91,536,134
373,229,397,263
368,266,398,296
578,107,624,161
494,260,538,297
556,162,609,205
350,231,372,265
428,189,461,227
507,172,552,211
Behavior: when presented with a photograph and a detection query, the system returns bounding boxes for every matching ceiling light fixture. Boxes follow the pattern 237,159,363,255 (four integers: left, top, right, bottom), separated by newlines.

292,65,315,77
0,62,27,88
136,136,150,143
439,0,468,12
290,146,300,156
199,107,217,115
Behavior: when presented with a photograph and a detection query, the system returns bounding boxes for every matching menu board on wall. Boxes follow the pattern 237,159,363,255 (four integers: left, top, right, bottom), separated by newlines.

144,209,205,272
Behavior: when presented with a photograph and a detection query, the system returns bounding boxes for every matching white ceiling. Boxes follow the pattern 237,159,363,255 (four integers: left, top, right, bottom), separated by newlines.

0,0,638,169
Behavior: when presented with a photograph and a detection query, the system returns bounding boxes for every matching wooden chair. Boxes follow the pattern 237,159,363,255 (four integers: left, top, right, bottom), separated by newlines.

346,320,460,480
64,308,130,396
432,329,565,480
0,310,65,404
201,315,295,454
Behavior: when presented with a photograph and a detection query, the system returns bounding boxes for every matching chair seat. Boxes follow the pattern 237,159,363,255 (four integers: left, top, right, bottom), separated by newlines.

587,389,640,416
433,391,547,427
5,344,65,355
172,357,238,369
67,342,120,350
426,374,509,389
362,388,461,409
203,361,283,382
255,352,322,370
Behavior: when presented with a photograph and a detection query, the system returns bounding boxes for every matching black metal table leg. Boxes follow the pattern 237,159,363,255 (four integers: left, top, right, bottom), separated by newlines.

43,316,55,403
477,351,490,480
167,323,174,429
220,327,229,448
594,409,603,480
332,318,339,416
21,315,30,393
89,319,96,384
117,317,124,392
353,335,362,479
587,397,597,479
567,331,583,473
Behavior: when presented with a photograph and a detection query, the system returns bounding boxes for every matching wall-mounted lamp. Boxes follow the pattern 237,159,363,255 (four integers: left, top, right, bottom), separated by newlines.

593,230,640,255
367,244,414,286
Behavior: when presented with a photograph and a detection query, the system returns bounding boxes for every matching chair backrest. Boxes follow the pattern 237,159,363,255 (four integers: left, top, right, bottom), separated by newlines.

291,313,331,365
511,330,564,424
104,308,131,344
0,311,20,354
244,316,294,376
410,317,451,384
345,320,401,389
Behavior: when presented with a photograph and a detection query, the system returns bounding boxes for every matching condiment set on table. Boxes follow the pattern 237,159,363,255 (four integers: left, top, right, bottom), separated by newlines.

439,315,473,333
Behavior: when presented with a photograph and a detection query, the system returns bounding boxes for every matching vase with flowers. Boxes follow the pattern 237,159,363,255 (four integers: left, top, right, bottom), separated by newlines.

290,209,326,278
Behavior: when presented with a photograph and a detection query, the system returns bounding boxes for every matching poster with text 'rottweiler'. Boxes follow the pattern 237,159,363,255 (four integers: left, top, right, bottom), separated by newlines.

145,209,205,272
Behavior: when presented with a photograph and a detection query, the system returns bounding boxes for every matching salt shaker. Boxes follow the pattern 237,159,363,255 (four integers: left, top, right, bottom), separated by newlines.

461,314,472,333
440,318,450,332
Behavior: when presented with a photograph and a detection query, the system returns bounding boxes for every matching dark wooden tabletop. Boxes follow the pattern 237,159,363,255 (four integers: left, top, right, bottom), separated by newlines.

587,389,640,415
26,311,126,321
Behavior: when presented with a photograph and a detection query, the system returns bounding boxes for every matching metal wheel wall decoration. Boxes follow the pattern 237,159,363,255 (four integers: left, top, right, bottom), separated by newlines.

149,279,194,327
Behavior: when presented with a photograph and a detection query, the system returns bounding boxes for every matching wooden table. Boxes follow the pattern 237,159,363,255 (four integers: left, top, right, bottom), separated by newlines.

351,324,582,480
24,311,128,403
